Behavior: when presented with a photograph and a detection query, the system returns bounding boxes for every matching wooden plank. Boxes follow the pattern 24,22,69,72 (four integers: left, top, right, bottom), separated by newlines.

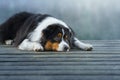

1,70,120,75
0,65,120,70
1,58,120,62
0,75,120,80
1,62,120,66
1,54,120,58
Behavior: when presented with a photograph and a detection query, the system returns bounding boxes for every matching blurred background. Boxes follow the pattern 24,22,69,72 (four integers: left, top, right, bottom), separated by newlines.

0,0,120,40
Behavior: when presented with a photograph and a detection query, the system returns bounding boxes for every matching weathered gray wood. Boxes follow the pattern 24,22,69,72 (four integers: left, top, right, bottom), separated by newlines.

1,61,120,65
0,65,120,70
0,40,120,80
1,70,120,75
0,75,120,80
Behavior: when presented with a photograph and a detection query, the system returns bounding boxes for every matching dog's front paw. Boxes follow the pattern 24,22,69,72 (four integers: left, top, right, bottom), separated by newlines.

84,44,93,51
33,43,44,52
18,39,44,51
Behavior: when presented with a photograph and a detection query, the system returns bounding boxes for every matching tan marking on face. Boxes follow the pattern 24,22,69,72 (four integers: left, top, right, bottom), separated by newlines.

57,33,62,38
45,41,59,51
45,41,52,51
52,42,59,51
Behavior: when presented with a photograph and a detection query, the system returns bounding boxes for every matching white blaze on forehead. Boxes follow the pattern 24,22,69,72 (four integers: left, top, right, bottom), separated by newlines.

62,29,65,38
29,17,70,42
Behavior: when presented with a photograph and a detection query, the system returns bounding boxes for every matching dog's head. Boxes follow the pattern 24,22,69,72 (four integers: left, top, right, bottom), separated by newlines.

41,24,73,51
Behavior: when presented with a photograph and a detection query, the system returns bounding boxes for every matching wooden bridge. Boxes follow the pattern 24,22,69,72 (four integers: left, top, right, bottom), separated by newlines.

0,40,120,80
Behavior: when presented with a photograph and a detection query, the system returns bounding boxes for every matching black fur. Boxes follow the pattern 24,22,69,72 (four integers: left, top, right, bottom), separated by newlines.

13,14,49,46
0,12,33,43
0,12,50,46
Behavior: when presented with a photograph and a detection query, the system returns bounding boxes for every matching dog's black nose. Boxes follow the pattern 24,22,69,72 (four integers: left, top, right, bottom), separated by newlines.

64,46,69,51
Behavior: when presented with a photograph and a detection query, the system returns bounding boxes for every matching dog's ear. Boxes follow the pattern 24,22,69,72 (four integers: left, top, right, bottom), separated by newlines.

42,24,62,39
44,25,59,33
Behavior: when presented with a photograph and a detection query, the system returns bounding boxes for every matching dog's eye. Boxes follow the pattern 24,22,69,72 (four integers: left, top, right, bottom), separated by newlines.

65,35,68,40
53,33,62,42
64,35,68,41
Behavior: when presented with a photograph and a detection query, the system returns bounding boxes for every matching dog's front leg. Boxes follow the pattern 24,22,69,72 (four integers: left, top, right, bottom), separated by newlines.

73,37,93,51
18,39,44,51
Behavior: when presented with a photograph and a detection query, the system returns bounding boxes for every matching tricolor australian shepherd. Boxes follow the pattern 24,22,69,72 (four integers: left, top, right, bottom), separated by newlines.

0,12,93,51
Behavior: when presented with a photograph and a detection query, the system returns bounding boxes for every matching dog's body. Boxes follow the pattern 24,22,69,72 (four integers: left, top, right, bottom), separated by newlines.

0,12,93,51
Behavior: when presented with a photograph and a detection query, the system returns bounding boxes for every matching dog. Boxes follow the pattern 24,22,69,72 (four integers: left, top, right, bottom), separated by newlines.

0,12,93,51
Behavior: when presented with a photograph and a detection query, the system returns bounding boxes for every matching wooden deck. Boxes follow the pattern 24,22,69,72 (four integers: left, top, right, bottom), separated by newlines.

0,40,120,80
